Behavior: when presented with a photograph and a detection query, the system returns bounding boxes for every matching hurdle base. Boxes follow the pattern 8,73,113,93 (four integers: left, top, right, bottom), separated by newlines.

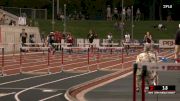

63,70,89,73
20,71,50,75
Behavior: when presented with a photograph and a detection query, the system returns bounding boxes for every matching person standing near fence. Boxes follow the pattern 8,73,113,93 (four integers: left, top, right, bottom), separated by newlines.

174,24,180,63
107,32,113,47
47,32,55,54
20,29,27,46
135,8,141,21
66,32,73,47
87,29,95,43
0,13,7,25
107,5,112,21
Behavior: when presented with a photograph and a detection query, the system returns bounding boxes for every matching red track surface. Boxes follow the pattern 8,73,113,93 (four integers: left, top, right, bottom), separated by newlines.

0,49,173,76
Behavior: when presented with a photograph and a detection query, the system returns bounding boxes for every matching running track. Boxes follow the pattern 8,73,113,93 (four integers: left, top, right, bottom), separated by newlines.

0,49,174,101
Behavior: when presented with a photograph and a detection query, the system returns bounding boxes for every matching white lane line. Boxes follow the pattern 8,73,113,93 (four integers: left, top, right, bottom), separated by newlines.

0,92,16,97
14,71,97,101
0,72,60,86
0,87,66,91
39,93,63,101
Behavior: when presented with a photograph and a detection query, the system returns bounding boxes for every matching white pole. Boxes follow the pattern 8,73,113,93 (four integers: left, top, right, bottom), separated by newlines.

63,4,66,34
52,0,55,31
131,6,134,41
57,0,59,15
121,0,124,40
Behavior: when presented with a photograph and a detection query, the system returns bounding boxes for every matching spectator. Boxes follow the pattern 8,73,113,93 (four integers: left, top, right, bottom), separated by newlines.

118,21,125,31
124,33,131,43
54,31,62,50
87,29,95,43
122,8,126,21
135,8,141,21
0,13,6,25
143,32,152,43
127,7,131,21
66,32,74,47
107,32,113,46
47,32,55,54
29,34,35,43
113,8,118,20
94,32,98,39
9,20,16,26
20,29,28,46
174,24,180,63
107,5,112,21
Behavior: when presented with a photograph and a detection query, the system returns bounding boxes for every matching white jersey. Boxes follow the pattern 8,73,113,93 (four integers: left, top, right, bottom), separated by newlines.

136,52,157,63
125,34,130,43
107,35,112,40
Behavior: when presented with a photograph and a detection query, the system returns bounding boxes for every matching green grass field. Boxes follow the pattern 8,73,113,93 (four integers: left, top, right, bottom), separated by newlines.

37,19,180,40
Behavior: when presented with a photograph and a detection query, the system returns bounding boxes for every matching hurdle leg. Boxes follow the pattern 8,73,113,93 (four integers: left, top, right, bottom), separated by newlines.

47,48,51,74
61,48,64,71
97,48,100,70
121,48,124,70
1,48,4,76
88,48,90,72
20,48,22,73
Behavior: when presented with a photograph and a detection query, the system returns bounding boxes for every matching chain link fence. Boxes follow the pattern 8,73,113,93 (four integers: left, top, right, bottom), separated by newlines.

0,6,47,20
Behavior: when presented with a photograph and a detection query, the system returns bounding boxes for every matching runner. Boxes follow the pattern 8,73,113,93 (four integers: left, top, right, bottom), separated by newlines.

143,31,152,43
174,24,180,63
47,32,55,55
135,43,158,92
124,33,131,55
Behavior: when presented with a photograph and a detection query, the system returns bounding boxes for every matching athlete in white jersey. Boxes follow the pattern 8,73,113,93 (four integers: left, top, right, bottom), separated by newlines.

136,43,158,92
125,34,131,43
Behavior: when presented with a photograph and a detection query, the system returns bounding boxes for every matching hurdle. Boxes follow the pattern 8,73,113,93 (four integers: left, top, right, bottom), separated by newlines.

133,62,180,101
19,46,51,74
97,46,124,70
0,47,4,76
52,43,72,51
61,46,90,72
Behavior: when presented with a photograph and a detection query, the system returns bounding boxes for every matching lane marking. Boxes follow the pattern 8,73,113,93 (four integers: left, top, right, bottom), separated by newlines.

39,93,63,101
0,72,60,86
41,89,57,93
14,71,97,101
0,87,66,91
0,92,16,97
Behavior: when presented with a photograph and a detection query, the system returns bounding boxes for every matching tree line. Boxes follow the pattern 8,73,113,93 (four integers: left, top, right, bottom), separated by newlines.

0,0,179,20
